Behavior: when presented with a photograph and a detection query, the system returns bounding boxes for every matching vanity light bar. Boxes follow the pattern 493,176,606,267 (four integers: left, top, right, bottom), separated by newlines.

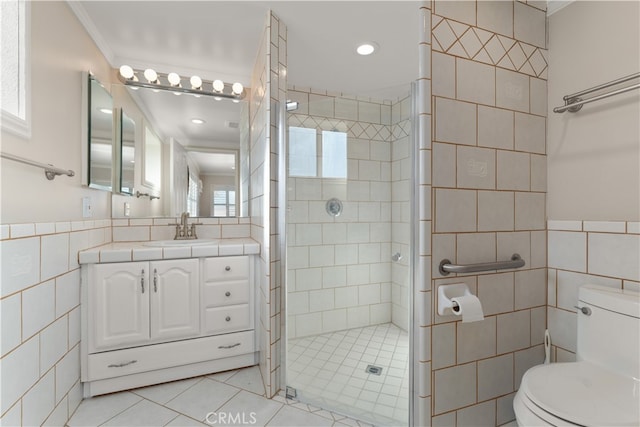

118,65,245,100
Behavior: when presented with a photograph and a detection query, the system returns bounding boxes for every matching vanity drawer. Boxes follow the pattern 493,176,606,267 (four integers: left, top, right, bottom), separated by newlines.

203,280,249,308
204,256,249,281
203,304,251,335
86,330,254,381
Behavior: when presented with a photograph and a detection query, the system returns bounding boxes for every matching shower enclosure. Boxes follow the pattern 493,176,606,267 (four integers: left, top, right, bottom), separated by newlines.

283,88,415,426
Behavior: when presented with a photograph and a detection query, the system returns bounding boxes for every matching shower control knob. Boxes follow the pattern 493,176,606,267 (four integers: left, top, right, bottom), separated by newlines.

574,305,592,315
225,316,231,322
225,291,231,297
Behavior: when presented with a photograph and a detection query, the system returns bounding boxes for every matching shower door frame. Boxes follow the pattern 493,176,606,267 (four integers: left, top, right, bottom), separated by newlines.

278,85,419,426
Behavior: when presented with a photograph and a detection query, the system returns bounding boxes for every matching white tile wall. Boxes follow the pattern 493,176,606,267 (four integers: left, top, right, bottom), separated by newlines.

548,220,640,360
286,91,411,338
0,219,110,424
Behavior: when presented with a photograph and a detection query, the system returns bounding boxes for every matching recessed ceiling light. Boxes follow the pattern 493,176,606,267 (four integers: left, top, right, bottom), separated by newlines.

191,118,205,124
356,42,378,56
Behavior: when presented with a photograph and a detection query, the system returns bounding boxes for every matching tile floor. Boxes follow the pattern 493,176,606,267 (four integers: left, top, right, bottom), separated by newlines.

287,324,410,427
67,366,374,427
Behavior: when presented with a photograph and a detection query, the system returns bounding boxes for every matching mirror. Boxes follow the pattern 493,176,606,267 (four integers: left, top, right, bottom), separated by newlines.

113,83,248,217
87,74,114,191
143,124,162,190
119,110,135,194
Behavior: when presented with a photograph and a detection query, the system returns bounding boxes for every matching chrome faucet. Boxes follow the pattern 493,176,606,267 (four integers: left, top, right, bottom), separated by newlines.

172,212,200,240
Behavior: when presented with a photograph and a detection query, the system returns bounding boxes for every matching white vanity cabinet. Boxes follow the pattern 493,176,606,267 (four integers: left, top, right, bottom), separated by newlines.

81,254,257,397
89,259,199,352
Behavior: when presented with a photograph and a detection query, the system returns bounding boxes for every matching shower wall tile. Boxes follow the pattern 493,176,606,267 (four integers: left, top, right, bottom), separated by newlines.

287,91,411,338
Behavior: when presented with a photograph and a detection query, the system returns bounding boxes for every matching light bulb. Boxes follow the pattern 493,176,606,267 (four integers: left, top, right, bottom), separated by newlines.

356,43,377,55
119,65,134,79
232,82,243,95
167,72,181,86
190,75,202,89
212,80,224,92
144,68,158,83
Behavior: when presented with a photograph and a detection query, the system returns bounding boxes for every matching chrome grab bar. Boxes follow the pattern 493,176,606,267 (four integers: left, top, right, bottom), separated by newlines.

439,253,525,276
553,72,640,113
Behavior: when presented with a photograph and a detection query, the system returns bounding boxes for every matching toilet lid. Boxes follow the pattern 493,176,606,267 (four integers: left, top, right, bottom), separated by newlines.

521,362,640,426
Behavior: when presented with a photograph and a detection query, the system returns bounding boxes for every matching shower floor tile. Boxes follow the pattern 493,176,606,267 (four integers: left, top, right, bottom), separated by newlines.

287,323,410,426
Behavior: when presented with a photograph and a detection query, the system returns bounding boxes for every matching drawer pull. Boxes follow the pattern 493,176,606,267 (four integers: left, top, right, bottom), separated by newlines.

225,291,231,297
225,266,231,271
225,316,231,322
153,268,158,292
108,360,138,368
218,343,241,349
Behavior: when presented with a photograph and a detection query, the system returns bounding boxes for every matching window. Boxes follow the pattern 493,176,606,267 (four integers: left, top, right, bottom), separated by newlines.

1,0,30,137
212,186,236,217
288,127,347,178
288,127,316,177
321,130,347,178
187,174,199,217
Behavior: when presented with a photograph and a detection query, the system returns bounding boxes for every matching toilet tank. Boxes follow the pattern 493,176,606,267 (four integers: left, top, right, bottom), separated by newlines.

576,284,640,379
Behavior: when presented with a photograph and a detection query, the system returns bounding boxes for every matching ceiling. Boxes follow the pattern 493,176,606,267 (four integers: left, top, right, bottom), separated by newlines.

72,1,419,173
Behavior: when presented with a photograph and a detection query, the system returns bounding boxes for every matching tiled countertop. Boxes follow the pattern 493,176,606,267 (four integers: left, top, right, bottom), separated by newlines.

79,238,260,264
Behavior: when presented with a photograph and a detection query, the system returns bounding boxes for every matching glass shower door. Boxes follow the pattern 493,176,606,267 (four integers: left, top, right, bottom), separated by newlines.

284,90,414,426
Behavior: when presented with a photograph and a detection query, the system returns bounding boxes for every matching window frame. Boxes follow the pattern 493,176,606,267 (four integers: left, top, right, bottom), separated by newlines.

1,0,31,138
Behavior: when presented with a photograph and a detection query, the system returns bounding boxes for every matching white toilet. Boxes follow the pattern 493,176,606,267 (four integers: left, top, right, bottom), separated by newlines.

513,284,640,426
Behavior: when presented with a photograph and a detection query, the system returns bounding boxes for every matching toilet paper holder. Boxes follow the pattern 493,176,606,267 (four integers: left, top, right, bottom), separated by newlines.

437,283,473,316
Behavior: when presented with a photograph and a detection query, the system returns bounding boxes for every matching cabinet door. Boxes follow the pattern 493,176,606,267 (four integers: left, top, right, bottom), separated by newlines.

150,259,199,341
91,262,150,352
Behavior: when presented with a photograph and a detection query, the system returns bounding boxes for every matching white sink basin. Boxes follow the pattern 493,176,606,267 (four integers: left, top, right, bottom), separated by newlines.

143,239,219,247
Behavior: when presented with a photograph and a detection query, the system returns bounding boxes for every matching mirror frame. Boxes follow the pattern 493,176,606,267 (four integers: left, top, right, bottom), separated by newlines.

83,72,115,192
118,108,136,195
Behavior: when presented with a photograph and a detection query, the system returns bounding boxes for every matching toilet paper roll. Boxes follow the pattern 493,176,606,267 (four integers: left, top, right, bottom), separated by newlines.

451,295,484,323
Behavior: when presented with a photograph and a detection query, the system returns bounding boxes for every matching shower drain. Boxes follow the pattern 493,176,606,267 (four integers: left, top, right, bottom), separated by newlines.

365,365,383,375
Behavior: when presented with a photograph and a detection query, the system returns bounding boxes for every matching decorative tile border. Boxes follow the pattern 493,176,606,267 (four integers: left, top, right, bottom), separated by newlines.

432,15,548,80
289,114,392,142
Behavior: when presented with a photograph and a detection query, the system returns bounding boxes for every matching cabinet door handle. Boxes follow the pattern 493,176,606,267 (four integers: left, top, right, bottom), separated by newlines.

218,343,241,349
225,291,231,297
141,269,145,293
225,266,231,271
153,268,158,293
225,316,231,322
108,360,137,368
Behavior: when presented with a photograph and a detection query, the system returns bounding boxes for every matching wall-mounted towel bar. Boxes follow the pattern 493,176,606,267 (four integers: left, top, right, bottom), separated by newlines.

1,151,75,180
553,72,640,113
439,253,525,276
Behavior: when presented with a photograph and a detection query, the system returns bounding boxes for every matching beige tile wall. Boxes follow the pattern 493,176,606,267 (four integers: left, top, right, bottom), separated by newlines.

428,1,548,425
547,220,640,361
0,220,111,426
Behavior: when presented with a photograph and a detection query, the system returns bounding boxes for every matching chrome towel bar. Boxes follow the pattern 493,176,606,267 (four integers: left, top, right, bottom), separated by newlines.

439,253,525,276
553,72,640,113
1,151,75,180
